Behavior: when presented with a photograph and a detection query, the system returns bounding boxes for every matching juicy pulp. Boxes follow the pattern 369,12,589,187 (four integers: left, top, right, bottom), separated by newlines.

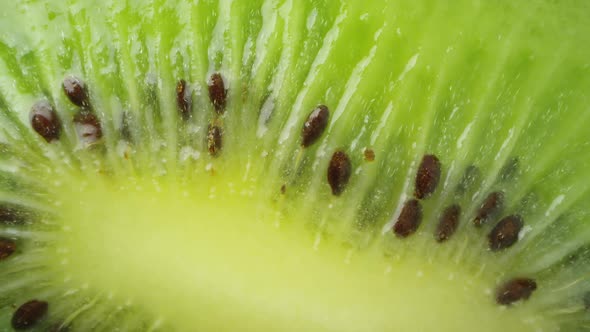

0,0,589,331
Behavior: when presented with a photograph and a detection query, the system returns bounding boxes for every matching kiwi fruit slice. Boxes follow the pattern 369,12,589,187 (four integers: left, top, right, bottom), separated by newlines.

0,0,589,331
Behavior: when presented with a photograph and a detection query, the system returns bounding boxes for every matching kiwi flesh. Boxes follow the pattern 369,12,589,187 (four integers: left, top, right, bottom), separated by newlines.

0,0,589,331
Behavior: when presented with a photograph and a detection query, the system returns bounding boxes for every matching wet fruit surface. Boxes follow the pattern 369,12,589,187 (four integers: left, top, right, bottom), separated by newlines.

0,1,588,332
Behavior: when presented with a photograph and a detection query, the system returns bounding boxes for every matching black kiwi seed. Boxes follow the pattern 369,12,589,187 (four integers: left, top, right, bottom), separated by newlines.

495,278,537,305
208,73,227,114
62,76,89,108
414,154,441,199
393,199,423,238
30,101,61,143
73,110,103,143
176,79,192,120
473,191,504,227
435,204,461,243
11,300,49,330
301,105,329,148
0,237,16,260
207,125,223,157
488,214,524,251
327,150,352,196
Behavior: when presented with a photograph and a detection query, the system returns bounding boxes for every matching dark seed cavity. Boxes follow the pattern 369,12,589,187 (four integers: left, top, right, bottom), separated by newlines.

301,105,329,147
62,76,89,108
73,110,103,145
120,112,133,142
0,205,30,224
0,237,16,260
327,150,352,196
455,165,480,194
207,125,222,157
176,79,192,120
415,154,441,199
499,157,519,182
364,148,375,162
280,184,286,194
473,191,504,227
30,101,61,143
208,73,227,114
435,204,461,243
11,300,48,330
393,199,423,238
496,278,537,305
488,214,524,251
583,292,590,310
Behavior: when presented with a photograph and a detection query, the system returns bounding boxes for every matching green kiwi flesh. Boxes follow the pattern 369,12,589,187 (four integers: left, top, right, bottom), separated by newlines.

0,0,589,331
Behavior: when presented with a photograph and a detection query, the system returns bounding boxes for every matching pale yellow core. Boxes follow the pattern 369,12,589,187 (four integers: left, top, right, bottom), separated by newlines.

52,169,554,332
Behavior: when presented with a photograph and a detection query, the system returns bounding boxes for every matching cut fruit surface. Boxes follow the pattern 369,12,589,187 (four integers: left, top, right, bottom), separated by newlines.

0,0,589,331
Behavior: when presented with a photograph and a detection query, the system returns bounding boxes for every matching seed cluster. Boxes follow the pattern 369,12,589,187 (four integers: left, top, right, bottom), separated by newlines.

20,74,546,313
392,154,443,240
206,73,227,157
63,76,103,145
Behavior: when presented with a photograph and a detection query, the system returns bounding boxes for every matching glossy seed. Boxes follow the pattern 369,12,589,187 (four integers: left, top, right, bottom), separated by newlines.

473,191,504,227
280,184,287,194
496,278,537,305
29,101,61,142
415,154,441,199
62,76,89,108
73,110,103,145
207,125,222,157
208,73,227,114
364,148,375,162
393,199,423,238
489,215,524,251
11,300,48,330
327,150,352,196
301,105,329,147
176,79,192,120
435,204,461,242
0,237,16,260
